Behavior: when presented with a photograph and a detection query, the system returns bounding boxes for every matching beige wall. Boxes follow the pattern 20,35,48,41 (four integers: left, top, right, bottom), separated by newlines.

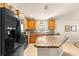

55,11,79,42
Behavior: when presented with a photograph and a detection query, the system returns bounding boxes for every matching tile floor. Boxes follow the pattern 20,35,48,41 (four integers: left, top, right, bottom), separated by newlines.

24,42,79,56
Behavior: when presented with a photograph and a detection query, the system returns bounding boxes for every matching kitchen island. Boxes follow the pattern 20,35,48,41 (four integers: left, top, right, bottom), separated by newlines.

34,35,69,56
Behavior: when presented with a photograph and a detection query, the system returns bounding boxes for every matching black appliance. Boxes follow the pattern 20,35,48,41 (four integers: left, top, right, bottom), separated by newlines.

0,8,28,56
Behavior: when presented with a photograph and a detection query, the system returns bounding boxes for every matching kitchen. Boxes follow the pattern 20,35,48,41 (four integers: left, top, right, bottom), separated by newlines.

0,3,79,56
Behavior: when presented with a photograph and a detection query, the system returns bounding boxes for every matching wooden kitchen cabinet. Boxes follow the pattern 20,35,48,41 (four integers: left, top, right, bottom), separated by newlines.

0,3,10,9
23,18,36,30
28,19,36,30
0,3,17,14
29,34,47,43
29,34,37,43
48,20,55,30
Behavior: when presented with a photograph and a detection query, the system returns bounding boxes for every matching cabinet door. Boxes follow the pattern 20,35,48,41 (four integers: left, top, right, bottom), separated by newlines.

29,34,37,43
48,20,55,30
23,19,36,30
28,20,36,30
29,34,47,43
23,18,28,29
0,3,7,8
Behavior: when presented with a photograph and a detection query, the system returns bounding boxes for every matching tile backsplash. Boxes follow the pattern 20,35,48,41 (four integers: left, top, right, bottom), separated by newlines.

36,20,48,31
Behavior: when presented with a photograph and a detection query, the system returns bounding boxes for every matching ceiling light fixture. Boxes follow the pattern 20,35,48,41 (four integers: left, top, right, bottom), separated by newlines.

44,5,48,10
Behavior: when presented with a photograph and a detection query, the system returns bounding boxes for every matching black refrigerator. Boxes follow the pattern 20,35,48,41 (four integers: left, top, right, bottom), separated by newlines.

0,8,28,56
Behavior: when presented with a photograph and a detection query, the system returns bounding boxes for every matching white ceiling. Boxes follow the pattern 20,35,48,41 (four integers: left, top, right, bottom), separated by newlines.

12,3,79,19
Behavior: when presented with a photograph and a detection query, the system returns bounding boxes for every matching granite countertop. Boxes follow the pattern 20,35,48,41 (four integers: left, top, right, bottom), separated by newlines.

26,30,55,34
34,35,69,48
30,32,54,34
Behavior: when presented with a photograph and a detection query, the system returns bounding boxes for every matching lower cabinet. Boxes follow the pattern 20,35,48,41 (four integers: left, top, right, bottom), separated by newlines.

29,34,37,43
29,34,47,43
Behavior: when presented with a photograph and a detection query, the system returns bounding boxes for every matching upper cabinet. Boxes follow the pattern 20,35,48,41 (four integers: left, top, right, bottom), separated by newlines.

24,17,55,30
28,19,36,30
48,18,56,30
24,18,36,30
0,3,17,15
